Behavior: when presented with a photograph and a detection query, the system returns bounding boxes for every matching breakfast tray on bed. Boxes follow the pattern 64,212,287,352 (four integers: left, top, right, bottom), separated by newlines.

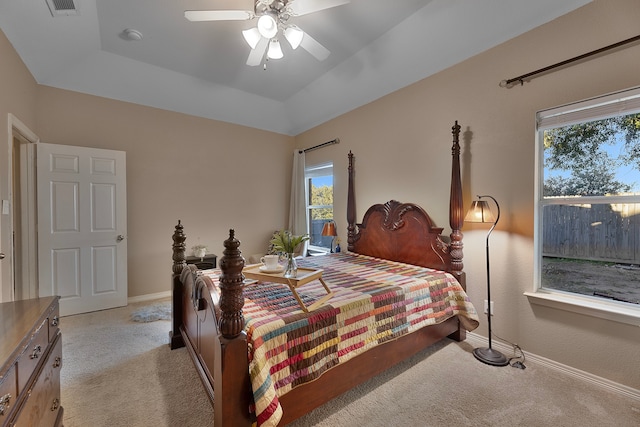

243,265,334,312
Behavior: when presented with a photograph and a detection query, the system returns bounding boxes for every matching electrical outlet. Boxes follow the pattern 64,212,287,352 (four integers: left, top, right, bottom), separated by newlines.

484,300,494,316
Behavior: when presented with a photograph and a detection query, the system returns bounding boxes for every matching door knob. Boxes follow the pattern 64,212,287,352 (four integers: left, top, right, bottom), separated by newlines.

0,253,4,260
116,235,125,242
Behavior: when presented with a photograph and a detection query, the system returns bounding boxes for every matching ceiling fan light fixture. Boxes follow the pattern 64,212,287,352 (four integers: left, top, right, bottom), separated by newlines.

242,27,262,49
267,39,284,59
257,13,278,38
284,26,304,49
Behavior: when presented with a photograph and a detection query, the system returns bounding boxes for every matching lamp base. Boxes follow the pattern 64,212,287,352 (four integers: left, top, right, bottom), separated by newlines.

473,347,509,366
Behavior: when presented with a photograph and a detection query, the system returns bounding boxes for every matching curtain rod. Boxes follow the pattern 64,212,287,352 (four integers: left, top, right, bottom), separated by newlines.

299,138,340,154
500,34,640,88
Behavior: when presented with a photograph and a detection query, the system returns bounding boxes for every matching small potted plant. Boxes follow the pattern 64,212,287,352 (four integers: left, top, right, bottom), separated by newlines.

269,230,309,278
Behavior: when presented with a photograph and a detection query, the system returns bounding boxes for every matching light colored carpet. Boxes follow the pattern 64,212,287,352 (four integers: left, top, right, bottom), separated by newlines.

61,299,213,427
61,300,640,426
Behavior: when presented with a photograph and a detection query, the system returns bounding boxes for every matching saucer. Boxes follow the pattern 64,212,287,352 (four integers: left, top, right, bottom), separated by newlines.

259,265,284,274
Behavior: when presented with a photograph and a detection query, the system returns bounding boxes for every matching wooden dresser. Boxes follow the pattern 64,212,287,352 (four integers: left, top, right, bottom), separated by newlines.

0,297,63,427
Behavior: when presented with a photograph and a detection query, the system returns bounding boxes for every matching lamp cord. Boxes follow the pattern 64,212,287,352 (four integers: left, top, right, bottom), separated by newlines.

491,329,527,369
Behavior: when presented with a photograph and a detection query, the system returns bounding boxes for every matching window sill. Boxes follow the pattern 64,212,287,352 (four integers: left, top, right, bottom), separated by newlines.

307,249,329,256
524,290,640,327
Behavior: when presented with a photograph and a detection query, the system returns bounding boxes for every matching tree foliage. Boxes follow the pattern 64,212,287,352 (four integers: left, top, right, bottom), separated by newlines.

544,113,640,196
310,184,333,219
543,156,631,196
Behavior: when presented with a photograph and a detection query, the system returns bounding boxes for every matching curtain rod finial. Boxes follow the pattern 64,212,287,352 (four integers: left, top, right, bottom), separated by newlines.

499,79,517,89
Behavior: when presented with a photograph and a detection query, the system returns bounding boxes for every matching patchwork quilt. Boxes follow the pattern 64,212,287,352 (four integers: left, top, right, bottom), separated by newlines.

205,252,479,427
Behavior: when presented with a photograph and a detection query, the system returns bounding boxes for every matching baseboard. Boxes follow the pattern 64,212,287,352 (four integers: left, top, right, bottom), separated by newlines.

467,332,640,401
127,291,171,304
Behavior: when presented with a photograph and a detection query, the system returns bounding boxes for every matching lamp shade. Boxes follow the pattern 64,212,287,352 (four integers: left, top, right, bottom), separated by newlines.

464,200,496,223
284,26,304,49
321,221,337,237
267,39,284,59
242,27,262,49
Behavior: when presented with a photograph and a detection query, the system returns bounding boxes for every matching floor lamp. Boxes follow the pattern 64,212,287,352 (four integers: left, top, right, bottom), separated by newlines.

465,195,509,367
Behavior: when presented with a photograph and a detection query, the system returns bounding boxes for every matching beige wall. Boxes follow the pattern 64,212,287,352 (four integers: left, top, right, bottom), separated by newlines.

296,0,640,389
35,87,294,297
0,30,38,301
0,0,638,391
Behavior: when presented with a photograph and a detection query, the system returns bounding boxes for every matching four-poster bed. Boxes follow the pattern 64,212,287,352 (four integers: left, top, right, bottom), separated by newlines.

169,121,478,426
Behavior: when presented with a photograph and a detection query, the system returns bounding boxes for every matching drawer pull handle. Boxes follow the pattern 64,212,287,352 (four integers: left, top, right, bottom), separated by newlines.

53,356,62,368
51,316,59,327
0,393,11,416
51,398,60,412
30,344,42,359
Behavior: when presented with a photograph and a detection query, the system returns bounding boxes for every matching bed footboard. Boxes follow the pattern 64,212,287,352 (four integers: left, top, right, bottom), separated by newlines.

170,222,252,426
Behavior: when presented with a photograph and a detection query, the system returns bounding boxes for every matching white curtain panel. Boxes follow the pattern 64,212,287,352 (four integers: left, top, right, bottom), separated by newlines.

288,150,308,256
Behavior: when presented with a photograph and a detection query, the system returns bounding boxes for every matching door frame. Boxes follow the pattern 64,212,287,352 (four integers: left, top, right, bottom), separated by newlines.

3,113,39,302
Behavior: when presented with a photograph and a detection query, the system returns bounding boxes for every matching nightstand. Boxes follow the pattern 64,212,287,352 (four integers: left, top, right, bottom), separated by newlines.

186,254,217,270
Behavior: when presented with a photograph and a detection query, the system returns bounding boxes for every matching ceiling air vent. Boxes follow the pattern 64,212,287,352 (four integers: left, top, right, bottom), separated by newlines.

46,0,80,17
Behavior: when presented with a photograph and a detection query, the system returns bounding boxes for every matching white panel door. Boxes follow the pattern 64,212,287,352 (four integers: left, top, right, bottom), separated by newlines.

37,143,127,316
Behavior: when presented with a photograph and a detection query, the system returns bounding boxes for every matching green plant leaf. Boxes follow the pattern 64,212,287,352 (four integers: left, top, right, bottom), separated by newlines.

269,229,309,254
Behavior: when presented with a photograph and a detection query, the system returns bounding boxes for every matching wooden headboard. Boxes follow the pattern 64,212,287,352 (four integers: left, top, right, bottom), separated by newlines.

346,121,465,286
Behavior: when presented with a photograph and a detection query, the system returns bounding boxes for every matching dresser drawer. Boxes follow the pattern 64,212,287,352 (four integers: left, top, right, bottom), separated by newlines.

1,297,60,427
0,364,17,424
11,334,62,427
16,318,49,394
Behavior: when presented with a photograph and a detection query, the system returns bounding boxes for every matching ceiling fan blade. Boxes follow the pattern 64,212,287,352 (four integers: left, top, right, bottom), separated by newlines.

289,0,350,16
300,31,330,61
247,37,269,66
184,10,254,22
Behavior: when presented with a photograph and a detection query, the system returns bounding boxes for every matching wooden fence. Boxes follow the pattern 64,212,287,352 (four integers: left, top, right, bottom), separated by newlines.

542,203,640,264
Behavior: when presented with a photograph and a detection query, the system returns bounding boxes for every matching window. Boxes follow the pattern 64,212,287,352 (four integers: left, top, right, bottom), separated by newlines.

305,163,334,253
532,87,640,324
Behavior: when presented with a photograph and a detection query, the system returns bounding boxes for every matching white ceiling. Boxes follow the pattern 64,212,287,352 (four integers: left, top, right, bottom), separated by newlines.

0,0,591,135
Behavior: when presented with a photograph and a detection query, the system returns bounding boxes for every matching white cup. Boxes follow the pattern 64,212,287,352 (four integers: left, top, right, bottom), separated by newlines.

260,254,279,270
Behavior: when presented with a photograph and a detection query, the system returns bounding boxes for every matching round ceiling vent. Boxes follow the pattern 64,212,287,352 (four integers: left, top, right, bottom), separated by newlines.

122,29,143,41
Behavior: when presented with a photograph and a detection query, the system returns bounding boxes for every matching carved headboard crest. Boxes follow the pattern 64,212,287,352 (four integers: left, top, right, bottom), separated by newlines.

359,200,439,233
380,200,418,231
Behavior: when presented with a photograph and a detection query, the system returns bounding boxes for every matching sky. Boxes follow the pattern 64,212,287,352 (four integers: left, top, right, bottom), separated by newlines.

312,176,333,187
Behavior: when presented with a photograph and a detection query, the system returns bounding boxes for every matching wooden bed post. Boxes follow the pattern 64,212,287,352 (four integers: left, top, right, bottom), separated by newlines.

449,121,467,342
449,121,464,283
347,150,356,252
215,229,252,426
218,229,246,338
169,220,186,349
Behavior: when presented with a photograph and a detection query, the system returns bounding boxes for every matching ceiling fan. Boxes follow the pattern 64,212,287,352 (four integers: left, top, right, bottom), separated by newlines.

185,0,350,66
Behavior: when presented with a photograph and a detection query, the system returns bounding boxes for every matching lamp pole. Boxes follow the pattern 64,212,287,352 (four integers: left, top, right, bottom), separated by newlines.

473,195,509,366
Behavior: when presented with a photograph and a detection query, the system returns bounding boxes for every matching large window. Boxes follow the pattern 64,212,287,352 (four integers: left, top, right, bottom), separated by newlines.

534,87,640,323
305,163,334,253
